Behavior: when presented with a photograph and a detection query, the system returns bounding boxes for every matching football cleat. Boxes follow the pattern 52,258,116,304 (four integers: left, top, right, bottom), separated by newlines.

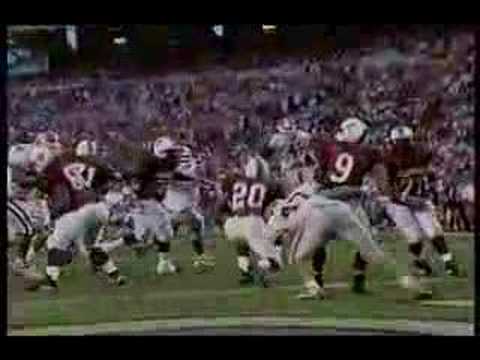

25,274,58,293
238,271,255,285
156,258,180,276
413,289,434,301
192,254,215,273
107,271,127,286
296,286,326,300
445,260,461,277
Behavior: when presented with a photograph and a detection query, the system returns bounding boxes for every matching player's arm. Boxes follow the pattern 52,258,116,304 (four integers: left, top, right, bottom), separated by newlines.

48,184,72,221
369,162,392,198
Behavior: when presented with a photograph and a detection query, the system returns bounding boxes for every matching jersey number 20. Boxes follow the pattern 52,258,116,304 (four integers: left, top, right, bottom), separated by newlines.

329,153,354,183
63,163,96,191
232,182,267,212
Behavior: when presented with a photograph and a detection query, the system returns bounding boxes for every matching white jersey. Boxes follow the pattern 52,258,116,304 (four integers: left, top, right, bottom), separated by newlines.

161,145,201,213
268,132,294,156
7,166,13,198
75,139,98,157
48,202,111,253
284,182,319,208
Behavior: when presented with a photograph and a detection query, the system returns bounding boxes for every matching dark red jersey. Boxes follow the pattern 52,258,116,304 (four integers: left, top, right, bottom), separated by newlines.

384,142,433,199
222,176,283,217
39,154,116,219
311,138,384,188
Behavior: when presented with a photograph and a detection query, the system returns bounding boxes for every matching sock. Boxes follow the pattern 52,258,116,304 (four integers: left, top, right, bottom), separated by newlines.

305,279,321,291
101,259,118,276
192,238,204,256
46,266,60,282
237,256,250,273
408,242,423,257
353,251,368,275
431,236,449,256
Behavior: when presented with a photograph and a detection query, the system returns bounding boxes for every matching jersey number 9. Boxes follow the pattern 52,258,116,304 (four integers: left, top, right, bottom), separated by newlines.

329,153,354,184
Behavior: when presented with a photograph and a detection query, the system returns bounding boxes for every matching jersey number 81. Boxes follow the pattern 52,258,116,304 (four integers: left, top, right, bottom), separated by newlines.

63,163,96,191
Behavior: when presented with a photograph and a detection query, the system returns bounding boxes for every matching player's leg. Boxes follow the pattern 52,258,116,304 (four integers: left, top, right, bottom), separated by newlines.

25,216,75,291
414,207,460,277
296,251,327,300
152,209,179,275
7,200,35,272
236,241,255,285
385,203,433,277
352,251,369,294
189,208,215,273
337,204,387,294
88,245,126,286
224,216,256,284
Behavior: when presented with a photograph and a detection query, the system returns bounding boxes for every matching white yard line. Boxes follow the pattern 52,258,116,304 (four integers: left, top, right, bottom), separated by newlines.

9,316,473,336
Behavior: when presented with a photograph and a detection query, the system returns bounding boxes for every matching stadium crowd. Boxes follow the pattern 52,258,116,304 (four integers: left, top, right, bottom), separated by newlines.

8,30,474,231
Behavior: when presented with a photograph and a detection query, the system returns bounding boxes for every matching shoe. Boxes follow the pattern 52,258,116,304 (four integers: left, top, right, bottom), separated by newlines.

352,274,368,294
107,271,127,286
413,289,434,300
156,258,179,276
239,271,255,285
445,260,461,277
296,286,326,300
411,259,433,277
192,254,215,273
25,275,58,293
115,275,127,286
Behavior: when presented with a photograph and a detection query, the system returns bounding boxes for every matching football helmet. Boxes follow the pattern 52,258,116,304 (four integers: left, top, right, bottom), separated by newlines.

75,139,98,157
153,136,176,158
335,117,369,143
29,145,56,173
390,126,414,142
276,117,296,133
34,131,60,146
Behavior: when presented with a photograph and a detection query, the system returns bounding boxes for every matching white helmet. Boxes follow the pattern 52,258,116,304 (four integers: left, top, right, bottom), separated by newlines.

29,144,56,173
277,117,296,133
390,126,414,142
34,131,60,147
75,139,98,157
335,117,368,143
153,136,176,158
105,191,125,207
244,155,270,181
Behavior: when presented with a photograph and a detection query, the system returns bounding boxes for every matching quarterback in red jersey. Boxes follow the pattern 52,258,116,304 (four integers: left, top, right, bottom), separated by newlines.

307,117,391,294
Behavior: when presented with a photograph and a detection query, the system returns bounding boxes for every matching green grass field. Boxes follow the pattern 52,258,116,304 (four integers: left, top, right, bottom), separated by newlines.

7,231,474,331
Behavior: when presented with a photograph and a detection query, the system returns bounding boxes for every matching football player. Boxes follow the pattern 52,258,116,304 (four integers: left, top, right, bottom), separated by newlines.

25,144,129,291
265,192,388,300
221,153,284,285
154,134,215,273
307,117,391,293
384,125,461,285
